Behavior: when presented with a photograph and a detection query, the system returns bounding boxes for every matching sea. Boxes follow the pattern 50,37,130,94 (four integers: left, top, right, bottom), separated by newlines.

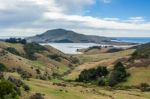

0,36,150,54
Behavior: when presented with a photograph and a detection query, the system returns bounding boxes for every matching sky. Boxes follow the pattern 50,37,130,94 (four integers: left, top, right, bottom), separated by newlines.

0,0,150,37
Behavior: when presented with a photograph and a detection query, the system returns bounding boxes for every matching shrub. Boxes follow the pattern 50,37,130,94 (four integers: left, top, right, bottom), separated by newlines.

24,43,47,60
8,76,23,87
23,84,30,92
77,66,108,82
5,47,20,56
48,54,61,62
0,72,4,79
70,56,80,64
0,63,7,72
15,68,32,79
0,80,19,99
108,62,128,87
98,77,107,86
29,93,44,99
36,69,41,74
107,48,123,53
140,83,150,92
85,46,101,52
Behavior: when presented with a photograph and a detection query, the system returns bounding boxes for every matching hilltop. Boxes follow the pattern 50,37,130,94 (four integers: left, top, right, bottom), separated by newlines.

26,29,112,43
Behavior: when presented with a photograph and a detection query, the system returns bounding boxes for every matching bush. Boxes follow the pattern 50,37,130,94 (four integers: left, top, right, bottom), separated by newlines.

0,63,7,72
0,72,4,79
70,56,80,64
107,48,123,53
0,80,19,99
108,62,128,87
48,54,61,62
23,84,30,92
5,47,20,56
140,83,150,92
98,77,107,86
24,43,47,60
85,46,101,52
29,93,44,99
14,68,32,79
77,66,108,82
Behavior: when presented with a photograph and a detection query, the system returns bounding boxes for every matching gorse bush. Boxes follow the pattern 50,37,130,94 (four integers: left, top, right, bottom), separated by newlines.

0,63,7,72
24,42,47,60
0,80,19,99
5,47,20,56
108,62,128,87
107,48,123,53
77,66,108,82
48,54,61,62
30,93,44,99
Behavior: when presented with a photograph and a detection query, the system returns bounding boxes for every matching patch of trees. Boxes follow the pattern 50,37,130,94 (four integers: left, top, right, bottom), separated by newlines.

5,47,20,56
76,66,108,82
5,38,26,44
24,42,47,60
0,80,19,99
85,46,101,52
77,62,129,87
108,62,129,86
48,54,62,62
107,48,123,53
0,76,31,99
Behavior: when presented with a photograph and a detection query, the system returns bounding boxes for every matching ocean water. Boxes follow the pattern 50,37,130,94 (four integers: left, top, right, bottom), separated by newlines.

112,37,150,43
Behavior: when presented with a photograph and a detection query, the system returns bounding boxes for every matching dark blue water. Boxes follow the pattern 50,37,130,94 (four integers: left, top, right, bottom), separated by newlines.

112,37,150,44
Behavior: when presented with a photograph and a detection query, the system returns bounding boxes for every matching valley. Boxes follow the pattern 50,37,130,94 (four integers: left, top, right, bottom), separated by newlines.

0,39,149,99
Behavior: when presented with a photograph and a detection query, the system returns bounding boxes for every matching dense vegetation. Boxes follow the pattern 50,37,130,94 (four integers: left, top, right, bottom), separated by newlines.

0,80,19,99
85,46,101,52
77,66,108,82
0,63,7,72
77,62,129,87
107,48,123,53
108,62,129,86
5,38,26,44
132,43,150,59
5,47,20,56
24,42,47,60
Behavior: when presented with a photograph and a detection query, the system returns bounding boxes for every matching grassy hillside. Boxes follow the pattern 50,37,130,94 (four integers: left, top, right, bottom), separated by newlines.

0,41,150,99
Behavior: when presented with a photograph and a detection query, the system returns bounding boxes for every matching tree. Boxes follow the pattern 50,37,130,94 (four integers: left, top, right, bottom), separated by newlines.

109,62,128,87
77,66,108,82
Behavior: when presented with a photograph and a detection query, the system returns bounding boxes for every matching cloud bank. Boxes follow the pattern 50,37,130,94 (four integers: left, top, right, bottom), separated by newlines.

0,0,150,37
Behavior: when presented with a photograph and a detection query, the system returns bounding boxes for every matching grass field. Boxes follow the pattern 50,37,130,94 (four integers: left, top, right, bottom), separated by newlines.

23,78,150,99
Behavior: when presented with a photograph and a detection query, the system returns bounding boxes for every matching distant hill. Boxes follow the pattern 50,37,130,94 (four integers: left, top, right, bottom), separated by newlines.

132,42,150,59
26,29,111,43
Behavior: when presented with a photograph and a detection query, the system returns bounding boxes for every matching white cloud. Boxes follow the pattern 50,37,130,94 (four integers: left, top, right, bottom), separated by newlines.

126,17,145,23
101,0,112,3
0,0,150,37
